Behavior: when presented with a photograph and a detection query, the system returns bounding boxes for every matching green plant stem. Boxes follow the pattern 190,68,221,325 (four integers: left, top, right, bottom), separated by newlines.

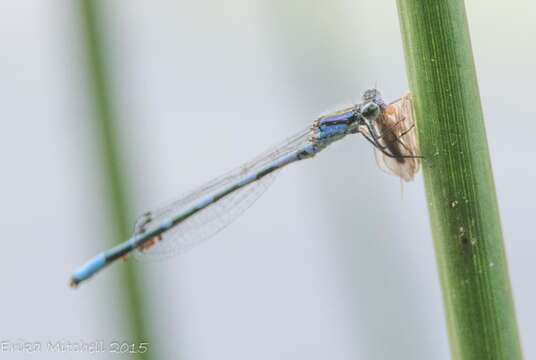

397,1,522,359
79,2,152,359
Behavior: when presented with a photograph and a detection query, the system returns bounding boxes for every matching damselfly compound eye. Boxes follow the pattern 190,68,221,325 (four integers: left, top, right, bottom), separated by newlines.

361,102,380,120
362,88,382,103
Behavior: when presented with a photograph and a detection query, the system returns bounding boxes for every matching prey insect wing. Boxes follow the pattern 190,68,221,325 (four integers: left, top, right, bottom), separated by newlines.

372,93,420,181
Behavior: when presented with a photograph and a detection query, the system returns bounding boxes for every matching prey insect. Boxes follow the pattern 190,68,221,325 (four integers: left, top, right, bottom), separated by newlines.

70,88,421,287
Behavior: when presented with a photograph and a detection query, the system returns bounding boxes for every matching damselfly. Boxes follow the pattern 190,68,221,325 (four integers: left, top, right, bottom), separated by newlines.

70,89,420,287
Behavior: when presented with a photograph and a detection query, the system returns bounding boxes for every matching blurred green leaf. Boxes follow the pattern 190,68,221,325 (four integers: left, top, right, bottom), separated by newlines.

78,1,153,359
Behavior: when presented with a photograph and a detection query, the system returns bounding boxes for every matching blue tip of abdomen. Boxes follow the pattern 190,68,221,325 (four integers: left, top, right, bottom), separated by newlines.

70,254,106,287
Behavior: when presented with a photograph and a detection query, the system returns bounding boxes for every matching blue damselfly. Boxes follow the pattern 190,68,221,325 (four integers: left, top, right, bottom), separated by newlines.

70,89,420,287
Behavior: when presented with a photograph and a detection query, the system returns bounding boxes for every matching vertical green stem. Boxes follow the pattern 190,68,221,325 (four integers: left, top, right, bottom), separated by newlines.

79,1,152,358
397,1,522,359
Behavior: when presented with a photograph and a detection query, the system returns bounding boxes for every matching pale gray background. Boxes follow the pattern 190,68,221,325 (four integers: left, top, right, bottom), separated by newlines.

1,1,534,359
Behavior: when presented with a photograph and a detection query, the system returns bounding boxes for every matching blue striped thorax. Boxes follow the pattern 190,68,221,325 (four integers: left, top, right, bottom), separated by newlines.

314,107,359,145
317,123,349,141
317,108,356,126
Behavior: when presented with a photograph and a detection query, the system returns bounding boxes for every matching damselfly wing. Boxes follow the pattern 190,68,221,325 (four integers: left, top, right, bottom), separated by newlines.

132,127,313,261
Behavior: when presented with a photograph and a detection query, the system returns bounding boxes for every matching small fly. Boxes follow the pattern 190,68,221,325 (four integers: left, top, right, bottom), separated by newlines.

359,89,420,181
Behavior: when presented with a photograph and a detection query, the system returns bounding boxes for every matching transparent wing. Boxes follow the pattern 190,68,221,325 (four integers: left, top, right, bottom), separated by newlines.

373,93,421,181
133,126,313,261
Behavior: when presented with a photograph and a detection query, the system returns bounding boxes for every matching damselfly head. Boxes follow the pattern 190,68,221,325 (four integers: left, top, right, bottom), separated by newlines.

362,88,385,107
360,101,380,121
